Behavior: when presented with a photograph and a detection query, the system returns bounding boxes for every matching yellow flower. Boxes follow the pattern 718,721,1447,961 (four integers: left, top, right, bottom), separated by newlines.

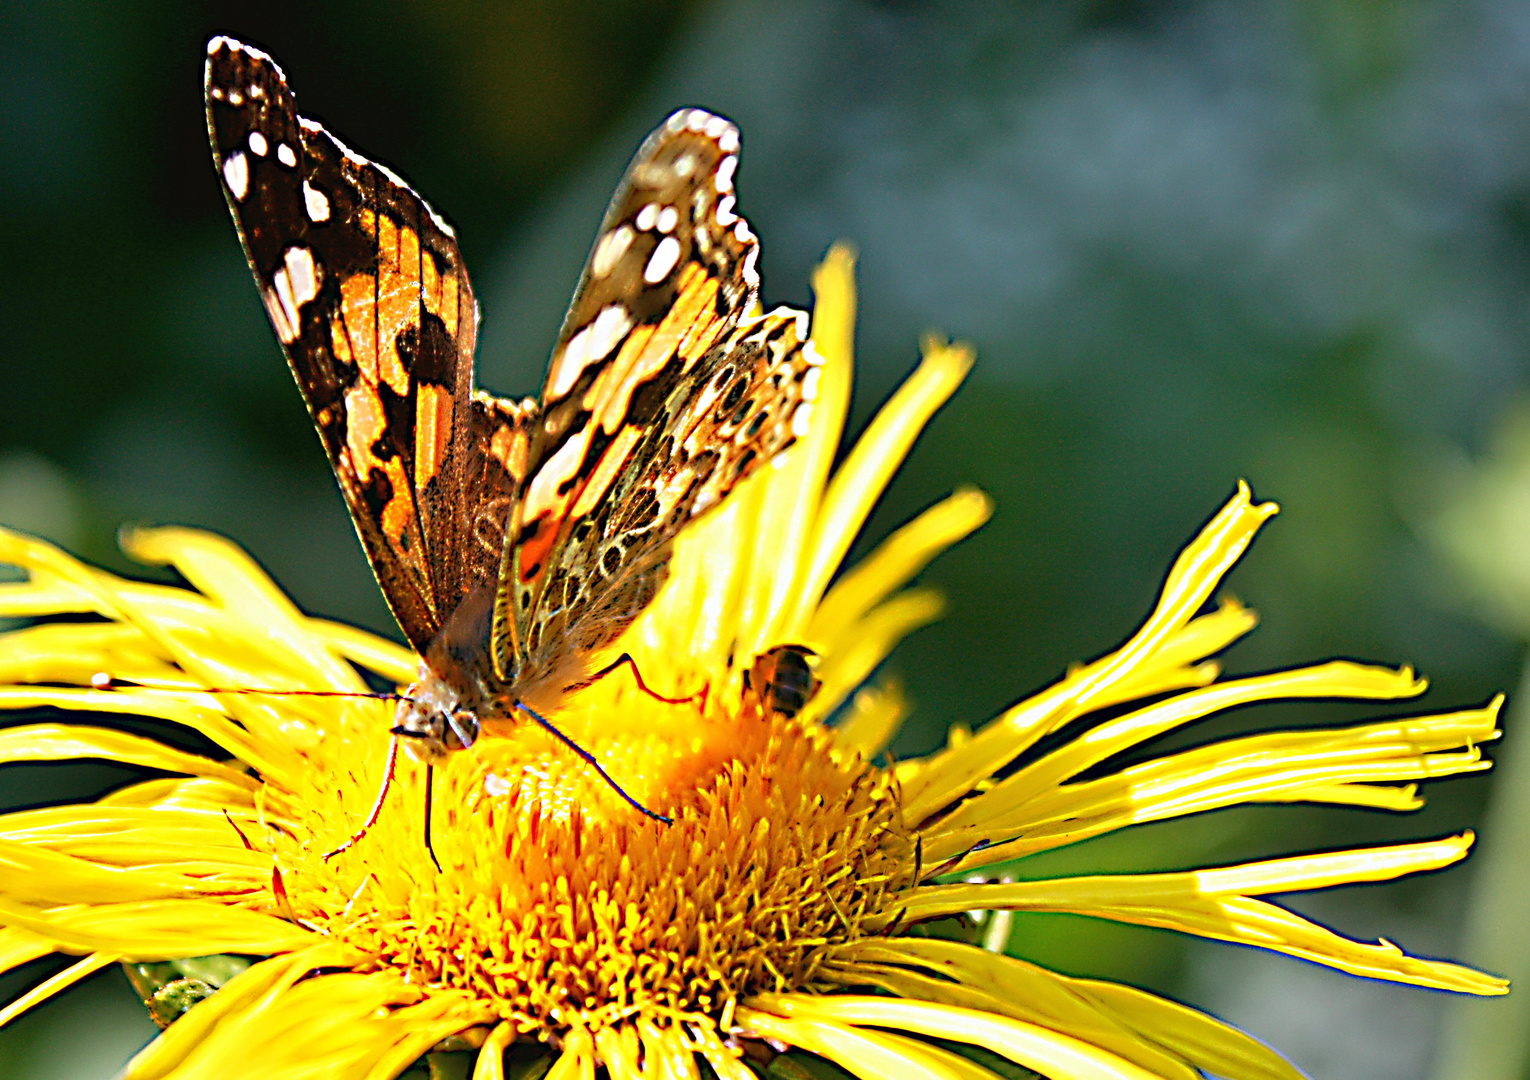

0,246,1507,1080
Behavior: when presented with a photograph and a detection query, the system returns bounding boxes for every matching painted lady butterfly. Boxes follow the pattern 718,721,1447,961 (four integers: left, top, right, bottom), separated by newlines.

205,37,820,826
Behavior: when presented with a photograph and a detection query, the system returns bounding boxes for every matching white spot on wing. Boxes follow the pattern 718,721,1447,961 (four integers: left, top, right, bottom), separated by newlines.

714,195,737,226
801,367,821,403
228,90,244,107
718,128,739,153
644,235,682,283
222,151,249,201
551,304,633,398
656,205,678,234
247,130,268,156
267,245,321,344
704,114,729,139
673,153,695,178
284,246,320,305
636,203,658,231
276,142,297,167
791,403,814,439
303,180,330,222
685,109,709,131
714,155,737,194
591,225,633,278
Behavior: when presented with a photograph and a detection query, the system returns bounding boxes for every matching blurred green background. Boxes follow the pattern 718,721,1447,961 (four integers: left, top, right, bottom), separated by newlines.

3,1,1530,1077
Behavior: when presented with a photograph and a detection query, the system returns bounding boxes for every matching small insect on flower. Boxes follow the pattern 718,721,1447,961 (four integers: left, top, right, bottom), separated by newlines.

0,35,1509,1080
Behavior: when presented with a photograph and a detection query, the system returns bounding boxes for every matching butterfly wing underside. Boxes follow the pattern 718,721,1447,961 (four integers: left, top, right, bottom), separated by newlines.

205,37,535,655
493,109,822,690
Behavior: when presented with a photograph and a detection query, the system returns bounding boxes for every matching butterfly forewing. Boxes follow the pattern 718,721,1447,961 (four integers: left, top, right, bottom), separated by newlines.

205,37,531,656
493,109,819,690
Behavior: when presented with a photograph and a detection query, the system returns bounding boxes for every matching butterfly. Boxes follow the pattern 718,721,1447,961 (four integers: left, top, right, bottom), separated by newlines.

204,37,821,836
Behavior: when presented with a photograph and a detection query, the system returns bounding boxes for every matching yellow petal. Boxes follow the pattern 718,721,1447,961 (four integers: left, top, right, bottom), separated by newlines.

0,895,315,958
809,487,992,648
0,723,256,788
0,951,117,1029
744,995,1166,1080
0,925,53,977
829,937,1302,1080
928,659,1424,836
831,679,908,759
815,589,945,716
880,835,1506,994
470,1022,515,1080
901,483,1277,823
789,335,974,638
937,700,1498,863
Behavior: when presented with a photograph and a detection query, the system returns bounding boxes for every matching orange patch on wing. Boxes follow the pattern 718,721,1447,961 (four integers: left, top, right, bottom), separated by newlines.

328,312,354,366
374,219,421,396
414,382,453,490
339,273,379,382
516,516,559,585
568,424,642,522
586,266,719,436
490,420,529,480
344,382,419,552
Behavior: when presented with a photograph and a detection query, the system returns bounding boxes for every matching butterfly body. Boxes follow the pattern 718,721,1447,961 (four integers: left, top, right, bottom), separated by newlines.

205,37,820,778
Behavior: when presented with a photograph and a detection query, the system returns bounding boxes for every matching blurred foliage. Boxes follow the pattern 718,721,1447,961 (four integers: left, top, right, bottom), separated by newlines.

3,1,1529,1078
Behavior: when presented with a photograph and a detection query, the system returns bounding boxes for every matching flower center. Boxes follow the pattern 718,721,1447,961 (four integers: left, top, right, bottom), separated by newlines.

276,674,911,1035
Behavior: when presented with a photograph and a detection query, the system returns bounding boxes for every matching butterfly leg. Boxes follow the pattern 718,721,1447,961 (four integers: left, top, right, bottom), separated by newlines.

578,651,708,711
513,700,673,825
324,733,400,860
421,764,442,873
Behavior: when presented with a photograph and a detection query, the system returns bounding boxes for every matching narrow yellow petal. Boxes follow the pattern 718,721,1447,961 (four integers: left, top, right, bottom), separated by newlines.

831,679,907,759
924,660,1423,838
730,250,857,657
745,995,1167,1080
122,527,362,693
0,896,315,958
818,960,1197,1080
306,619,416,685
879,836,1506,993
809,487,992,648
0,837,261,906
739,1010,973,1080
901,483,1277,824
0,951,117,1029
0,723,255,788
471,1022,515,1080
0,686,298,786
1075,978,1304,1080
829,937,1302,1080
789,336,974,638
0,925,53,977
815,589,945,716
123,948,347,1080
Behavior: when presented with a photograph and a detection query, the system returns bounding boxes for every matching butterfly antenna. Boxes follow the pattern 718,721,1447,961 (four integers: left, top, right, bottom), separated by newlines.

422,764,442,873
91,671,401,701
512,700,673,825
323,733,401,860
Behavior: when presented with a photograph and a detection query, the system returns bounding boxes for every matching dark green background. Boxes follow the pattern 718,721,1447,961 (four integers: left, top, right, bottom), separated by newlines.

2,2,1527,1077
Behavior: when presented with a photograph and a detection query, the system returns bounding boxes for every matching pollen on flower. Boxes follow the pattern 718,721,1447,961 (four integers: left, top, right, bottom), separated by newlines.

269,672,911,1036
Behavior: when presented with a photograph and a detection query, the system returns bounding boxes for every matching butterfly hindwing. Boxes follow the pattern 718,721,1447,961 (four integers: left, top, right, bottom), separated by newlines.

206,37,522,655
